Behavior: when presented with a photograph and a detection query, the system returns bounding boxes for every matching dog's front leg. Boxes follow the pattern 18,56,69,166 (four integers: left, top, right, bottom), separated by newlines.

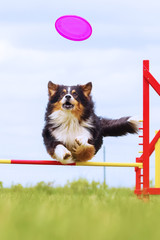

54,144,74,164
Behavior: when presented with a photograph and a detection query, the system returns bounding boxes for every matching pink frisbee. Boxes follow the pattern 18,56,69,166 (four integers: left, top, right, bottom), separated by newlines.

55,15,92,41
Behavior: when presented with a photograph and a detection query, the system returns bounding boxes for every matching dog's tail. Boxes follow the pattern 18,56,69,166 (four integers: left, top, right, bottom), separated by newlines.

100,117,139,137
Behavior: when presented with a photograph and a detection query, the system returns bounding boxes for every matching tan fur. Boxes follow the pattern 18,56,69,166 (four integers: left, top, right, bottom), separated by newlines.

72,144,95,162
71,101,84,121
48,82,58,99
81,82,92,98
62,89,67,93
71,89,76,94
53,102,62,112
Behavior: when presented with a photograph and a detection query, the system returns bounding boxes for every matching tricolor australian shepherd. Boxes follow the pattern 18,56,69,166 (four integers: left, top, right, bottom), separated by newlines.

42,82,138,163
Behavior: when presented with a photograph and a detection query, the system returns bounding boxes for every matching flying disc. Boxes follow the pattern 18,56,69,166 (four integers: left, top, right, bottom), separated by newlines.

55,15,92,41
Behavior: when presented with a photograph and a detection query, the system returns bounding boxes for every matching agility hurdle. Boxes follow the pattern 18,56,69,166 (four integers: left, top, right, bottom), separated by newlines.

0,60,159,197
135,60,160,196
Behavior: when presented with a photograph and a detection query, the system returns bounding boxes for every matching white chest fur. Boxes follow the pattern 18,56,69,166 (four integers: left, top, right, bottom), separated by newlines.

49,110,93,150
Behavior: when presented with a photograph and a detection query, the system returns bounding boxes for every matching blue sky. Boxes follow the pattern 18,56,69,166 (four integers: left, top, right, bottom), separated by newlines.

0,0,159,188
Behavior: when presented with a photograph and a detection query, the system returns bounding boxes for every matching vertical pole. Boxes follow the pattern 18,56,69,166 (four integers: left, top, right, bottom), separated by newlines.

143,60,150,194
135,158,142,195
103,145,106,186
155,131,160,188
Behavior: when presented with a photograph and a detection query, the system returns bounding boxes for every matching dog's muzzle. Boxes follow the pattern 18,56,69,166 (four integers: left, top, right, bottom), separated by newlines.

62,94,74,110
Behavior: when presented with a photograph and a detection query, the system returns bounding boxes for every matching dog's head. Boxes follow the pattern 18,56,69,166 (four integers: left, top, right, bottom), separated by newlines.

47,81,93,120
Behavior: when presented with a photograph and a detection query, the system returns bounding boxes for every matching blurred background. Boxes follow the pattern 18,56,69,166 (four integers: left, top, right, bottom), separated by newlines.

0,0,159,187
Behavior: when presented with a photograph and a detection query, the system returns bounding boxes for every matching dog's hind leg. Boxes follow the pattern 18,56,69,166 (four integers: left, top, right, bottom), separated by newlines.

72,137,95,162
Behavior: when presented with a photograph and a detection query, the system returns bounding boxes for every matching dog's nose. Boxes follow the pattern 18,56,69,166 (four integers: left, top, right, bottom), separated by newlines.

65,94,71,100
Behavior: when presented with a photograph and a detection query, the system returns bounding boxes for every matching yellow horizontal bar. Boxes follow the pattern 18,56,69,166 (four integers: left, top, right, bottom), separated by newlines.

76,162,143,168
0,159,11,164
139,120,143,122
138,151,143,154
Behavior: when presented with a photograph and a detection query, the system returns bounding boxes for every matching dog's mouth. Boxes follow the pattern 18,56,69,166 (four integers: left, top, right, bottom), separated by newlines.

62,101,74,110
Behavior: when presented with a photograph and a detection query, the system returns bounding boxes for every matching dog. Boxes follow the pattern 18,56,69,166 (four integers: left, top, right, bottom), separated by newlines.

42,82,138,164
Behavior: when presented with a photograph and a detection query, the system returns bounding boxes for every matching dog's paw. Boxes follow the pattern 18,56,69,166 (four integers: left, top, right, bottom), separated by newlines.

54,145,74,164
75,136,89,146
72,141,95,162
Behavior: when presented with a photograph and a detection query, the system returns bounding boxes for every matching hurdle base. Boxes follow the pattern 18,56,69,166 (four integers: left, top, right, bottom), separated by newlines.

135,187,160,196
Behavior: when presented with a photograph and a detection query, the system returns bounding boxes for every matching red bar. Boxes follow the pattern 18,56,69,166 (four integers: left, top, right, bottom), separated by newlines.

144,67,160,96
139,130,160,160
148,188,160,195
11,160,76,166
143,60,150,192
148,130,160,156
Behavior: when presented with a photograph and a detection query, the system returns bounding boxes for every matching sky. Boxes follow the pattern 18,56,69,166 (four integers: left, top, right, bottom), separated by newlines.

0,0,159,188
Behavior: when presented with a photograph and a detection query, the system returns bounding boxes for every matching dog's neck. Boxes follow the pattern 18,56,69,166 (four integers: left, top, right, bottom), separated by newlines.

49,109,93,129
49,110,78,126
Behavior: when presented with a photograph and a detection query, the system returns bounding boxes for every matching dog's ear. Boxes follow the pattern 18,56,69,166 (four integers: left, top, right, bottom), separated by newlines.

81,82,92,97
48,81,58,99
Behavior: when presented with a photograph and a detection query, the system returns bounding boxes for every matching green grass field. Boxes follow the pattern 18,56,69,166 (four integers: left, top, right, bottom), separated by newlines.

0,179,160,240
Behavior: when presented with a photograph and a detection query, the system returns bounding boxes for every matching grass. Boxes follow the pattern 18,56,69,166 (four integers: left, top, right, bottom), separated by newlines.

0,179,160,240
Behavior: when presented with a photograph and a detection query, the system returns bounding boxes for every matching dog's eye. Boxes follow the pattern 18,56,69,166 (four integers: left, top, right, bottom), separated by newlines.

72,92,78,97
61,91,66,97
